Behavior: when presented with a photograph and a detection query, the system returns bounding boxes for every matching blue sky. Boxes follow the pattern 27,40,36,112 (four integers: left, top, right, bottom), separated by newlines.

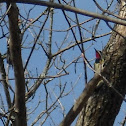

0,0,125,126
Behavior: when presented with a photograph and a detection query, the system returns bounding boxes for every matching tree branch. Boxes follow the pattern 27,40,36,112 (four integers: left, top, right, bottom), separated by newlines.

59,72,102,126
0,53,11,108
0,0,126,25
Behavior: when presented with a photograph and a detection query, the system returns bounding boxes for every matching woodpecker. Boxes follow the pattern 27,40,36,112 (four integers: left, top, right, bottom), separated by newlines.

94,49,103,74
94,49,104,90
7,39,12,67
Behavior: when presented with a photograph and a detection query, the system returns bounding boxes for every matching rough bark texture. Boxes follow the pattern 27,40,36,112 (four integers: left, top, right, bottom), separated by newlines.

7,3,27,126
76,1,126,126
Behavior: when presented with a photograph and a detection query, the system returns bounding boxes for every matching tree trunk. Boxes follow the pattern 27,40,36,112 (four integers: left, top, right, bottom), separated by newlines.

7,3,27,126
76,1,126,126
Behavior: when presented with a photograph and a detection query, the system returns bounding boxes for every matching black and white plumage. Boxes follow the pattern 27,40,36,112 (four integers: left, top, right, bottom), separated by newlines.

94,49,103,74
7,39,12,67
94,48,104,90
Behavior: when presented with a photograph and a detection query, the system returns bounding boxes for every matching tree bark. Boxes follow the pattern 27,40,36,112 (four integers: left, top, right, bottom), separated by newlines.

76,1,126,126
7,3,27,126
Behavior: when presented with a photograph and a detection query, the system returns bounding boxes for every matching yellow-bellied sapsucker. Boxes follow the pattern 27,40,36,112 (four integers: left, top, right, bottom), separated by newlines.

6,19,23,67
94,48,104,74
7,38,12,67
94,49,104,89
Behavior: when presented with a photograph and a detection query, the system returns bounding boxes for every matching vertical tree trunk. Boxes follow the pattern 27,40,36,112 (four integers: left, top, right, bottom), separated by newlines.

7,3,27,126
76,1,126,126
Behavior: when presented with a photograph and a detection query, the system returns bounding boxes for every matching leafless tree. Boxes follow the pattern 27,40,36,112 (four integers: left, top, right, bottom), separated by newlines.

0,0,126,126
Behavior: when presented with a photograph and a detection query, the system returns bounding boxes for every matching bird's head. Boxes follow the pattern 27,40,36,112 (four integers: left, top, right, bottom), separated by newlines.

94,48,102,63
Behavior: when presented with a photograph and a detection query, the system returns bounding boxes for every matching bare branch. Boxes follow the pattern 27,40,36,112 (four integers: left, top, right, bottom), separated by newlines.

0,0,126,25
